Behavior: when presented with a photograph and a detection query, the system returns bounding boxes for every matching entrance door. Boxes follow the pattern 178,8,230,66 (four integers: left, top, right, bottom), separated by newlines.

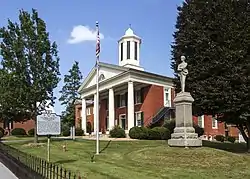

119,114,126,130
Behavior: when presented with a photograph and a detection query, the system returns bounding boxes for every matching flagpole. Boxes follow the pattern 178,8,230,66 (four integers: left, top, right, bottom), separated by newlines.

95,21,100,155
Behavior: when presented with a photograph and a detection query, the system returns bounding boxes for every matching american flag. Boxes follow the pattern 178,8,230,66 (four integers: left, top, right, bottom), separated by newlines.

96,21,100,59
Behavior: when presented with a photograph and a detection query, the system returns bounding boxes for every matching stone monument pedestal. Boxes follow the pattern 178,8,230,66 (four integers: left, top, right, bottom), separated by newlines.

168,92,202,147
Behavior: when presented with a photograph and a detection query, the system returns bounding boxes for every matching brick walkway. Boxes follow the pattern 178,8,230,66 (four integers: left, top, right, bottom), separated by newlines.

0,162,18,179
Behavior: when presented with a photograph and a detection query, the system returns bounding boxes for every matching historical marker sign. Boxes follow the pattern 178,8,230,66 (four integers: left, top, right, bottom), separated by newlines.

37,112,61,136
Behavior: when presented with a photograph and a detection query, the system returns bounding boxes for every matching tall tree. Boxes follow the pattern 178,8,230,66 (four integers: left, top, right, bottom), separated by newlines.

171,0,250,150
59,61,83,126
0,9,60,142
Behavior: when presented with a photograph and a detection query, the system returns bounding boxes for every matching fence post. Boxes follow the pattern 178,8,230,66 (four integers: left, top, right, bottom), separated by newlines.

64,169,67,179
68,171,71,179
56,165,59,179
60,167,63,179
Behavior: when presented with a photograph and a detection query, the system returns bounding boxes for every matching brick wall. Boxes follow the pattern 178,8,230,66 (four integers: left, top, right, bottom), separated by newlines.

0,120,35,135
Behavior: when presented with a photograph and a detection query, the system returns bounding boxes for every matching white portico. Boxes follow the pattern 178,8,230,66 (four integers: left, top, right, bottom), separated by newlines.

78,27,173,134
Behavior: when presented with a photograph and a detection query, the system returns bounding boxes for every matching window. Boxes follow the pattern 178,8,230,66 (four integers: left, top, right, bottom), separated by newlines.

4,120,13,129
164,87,170,107
99,74,105,81
212,115,218,129
120,94,126,107
86,108,91,116
119,114,126,130
127,41,130,59
135,90,142,104
198,115,204,128
135,112,142,127
134,42,138,60
120,42,123,61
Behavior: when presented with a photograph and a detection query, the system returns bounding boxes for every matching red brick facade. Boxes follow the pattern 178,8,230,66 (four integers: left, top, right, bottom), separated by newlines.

75,84,239,138
0,120,34,135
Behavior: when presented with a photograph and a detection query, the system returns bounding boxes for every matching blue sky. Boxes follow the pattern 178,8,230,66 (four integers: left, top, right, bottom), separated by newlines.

0,0,183,114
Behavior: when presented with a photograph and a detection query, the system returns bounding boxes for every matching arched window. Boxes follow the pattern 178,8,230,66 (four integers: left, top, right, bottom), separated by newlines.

99,74,105,81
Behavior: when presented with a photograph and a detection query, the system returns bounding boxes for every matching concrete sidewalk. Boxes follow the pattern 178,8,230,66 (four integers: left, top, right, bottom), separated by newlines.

0,162,18,179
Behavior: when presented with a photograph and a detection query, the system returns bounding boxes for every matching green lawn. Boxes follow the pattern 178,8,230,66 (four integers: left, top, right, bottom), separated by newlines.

9,139,250,179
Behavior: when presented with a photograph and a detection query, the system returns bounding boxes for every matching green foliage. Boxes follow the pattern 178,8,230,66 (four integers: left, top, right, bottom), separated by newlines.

0,9,60,142
129,126,170,140
148,127,170,140
193,124,205,137
75,128,84,136
11,128,27,136
171,0,250,147
163,119,176,134
0,127,5,136
61,122,70,136
109,126,126,138
215,135,225,142
59,61,83,126
129,126,149,139
0,131,3,138
28,128,35,136
163,119,204,137
227,136,236,143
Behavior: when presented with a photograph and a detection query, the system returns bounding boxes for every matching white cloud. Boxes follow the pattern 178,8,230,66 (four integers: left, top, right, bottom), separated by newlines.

67,25,104,44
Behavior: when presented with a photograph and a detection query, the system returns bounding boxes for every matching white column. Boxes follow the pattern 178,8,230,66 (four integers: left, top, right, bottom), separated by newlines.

93,94,97,135
81,98,87,134
127,81,134,132
108,88,115,131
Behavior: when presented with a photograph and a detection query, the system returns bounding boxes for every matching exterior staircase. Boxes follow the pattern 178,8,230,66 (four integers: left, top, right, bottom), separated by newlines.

148,107,175,127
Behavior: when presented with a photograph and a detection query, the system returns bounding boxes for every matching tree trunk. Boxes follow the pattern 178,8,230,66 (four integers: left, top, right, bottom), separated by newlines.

34,114,38,143
237,124,249,152
246,122,250,153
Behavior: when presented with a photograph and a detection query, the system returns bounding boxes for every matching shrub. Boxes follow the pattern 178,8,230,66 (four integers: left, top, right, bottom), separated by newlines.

75,128,84,136
61,123,70,136
193,124,204,137
0,131,3,139
0,127,5,136
129,126,149,139
227,136,236,143
148,127,171,140
163,119,175,134
109,126,126,138
154,127,171,140
28,128,35,136
215,135,225,142
11,128,27,136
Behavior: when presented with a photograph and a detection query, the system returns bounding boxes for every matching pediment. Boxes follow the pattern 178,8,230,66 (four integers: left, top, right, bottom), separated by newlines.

78,63,127,93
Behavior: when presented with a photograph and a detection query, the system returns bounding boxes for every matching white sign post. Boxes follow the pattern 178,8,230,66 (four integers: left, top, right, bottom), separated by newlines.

37,112,61,162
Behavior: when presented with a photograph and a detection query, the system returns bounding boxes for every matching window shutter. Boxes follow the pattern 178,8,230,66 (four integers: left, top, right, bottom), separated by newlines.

141,112,144,126
140,88,144,103
115,95,120,108
134,112,136,127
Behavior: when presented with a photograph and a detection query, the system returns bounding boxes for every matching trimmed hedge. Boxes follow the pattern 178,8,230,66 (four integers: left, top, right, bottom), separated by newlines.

129,126,149,139
215,135,225,142
28,128,35,136
129,126,171,140
75,128,84,136
227,136,236,143
11,128,27,136
109,126,126,138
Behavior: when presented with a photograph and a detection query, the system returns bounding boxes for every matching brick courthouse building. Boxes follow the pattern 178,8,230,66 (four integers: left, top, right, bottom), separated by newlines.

75,27,239,139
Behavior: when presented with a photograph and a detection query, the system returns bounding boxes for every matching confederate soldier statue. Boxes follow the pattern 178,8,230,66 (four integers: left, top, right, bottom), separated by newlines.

177,55,188,92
